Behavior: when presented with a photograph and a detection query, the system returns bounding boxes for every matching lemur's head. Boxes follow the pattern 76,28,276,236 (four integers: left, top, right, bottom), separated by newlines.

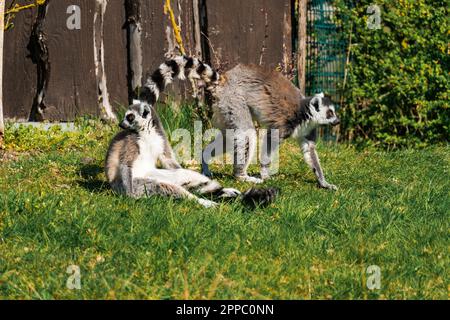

308,93,340,126
119,100,153,131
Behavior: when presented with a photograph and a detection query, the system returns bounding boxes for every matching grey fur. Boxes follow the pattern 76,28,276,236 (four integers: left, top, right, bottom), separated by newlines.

106,58,279,207
106,102,278,206
106,102,233,207
202,64,339,189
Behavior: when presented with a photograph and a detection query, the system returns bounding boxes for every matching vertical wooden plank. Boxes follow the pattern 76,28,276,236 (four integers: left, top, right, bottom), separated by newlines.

92,0,121,121
2,0,37,120
38,0,97,121
103,0,128,111
125,0,143,97
171,0,198,101
177,0,197,57
204,0,292,73
140,0,174,71
192,0,202,58
298,0,307,95
281,0,293,76
138,0,165,92
139,0,196,103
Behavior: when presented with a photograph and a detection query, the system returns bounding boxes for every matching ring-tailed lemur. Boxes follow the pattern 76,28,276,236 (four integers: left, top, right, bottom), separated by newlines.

105,57,278,207
201,64,340,190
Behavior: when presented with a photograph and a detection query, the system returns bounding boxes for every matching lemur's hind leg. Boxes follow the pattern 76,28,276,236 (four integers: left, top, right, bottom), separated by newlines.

132,177,218,208
147,168,240,199
299,129,337,190
233,128,262,184
175,169,241,198
260,128,283,180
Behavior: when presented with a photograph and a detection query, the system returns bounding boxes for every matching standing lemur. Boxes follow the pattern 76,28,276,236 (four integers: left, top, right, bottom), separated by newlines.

105,56,278,207
201,64,340,190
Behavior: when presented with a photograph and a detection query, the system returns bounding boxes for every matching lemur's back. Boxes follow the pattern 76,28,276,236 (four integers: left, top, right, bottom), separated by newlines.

203,62,339,189
214,64,303,131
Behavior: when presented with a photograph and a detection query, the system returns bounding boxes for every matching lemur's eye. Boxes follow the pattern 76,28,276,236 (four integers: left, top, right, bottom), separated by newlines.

312,99,320,112
126,114,135,123
142,109,150,119
326,110,335,119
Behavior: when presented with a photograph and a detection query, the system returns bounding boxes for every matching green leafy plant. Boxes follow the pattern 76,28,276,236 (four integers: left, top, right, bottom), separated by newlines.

335,0,449,148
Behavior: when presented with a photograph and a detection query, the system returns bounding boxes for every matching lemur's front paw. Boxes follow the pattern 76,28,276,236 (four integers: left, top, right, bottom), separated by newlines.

220,188,242,198
198,199,218,208
319,182,338,191
237,175,264,184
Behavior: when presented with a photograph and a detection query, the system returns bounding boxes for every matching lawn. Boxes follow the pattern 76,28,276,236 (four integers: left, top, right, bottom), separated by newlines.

0,106,448,300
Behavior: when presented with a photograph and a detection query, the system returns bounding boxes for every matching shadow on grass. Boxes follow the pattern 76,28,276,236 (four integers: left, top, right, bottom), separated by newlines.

76,164,109,193
75,164,278,210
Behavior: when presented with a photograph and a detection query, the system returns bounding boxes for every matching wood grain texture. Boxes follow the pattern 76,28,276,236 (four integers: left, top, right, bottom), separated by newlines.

204,0,293,73
103,1,128,111
3,0,296,120
125,0,143,96
39,0,97,120
3,0,37,120
139,0,197,103
297,0,307,95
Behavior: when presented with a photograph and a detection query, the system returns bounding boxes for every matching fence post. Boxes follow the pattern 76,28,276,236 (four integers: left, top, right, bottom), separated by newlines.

297,0,307,96
125,0,143,100
0,0,5,146
192,0,202,58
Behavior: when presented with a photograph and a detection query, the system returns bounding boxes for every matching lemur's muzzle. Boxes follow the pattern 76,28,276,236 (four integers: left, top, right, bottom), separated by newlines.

331,118,340,126
119,121,129,130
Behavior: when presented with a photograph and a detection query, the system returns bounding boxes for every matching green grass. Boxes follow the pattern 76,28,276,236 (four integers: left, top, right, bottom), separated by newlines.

0,106,448,300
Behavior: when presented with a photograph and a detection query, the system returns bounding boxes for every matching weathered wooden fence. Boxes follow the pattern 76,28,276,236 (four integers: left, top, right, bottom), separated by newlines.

1,0,298,122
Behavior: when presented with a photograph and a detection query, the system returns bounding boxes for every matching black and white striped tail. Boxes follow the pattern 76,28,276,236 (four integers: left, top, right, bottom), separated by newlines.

241,187,280,209
138,56,220,104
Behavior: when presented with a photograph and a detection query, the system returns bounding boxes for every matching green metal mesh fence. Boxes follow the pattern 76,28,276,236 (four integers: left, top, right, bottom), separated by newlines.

305,0,350,140
306,0,348,102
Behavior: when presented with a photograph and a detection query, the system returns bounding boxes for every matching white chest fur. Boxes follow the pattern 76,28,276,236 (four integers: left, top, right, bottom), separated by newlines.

132,130,164,179
292,121,317,139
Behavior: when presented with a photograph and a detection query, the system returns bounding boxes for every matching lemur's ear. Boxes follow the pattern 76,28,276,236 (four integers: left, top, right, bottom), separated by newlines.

142,104,151,119
310,96,322,112
315,92,325,98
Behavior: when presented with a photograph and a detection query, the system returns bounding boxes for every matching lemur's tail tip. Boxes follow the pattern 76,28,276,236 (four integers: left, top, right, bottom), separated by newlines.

241,187,280,209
